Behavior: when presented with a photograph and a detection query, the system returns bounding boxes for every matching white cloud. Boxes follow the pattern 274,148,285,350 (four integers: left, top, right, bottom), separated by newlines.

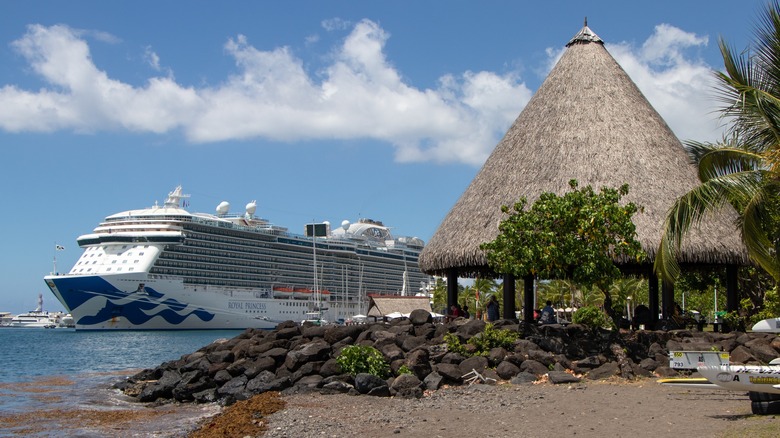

608,24,723,142
0,21,723,165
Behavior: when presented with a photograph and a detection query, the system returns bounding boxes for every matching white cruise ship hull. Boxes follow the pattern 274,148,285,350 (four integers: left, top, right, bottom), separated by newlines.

44,273,351,330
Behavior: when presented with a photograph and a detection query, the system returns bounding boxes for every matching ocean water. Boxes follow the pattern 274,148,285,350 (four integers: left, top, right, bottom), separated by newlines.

0,328,243,436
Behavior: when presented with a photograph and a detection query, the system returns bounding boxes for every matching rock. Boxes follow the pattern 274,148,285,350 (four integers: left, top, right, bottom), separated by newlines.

730,345,758,364
401,336,427,352
379,343,405,362
275,326,301,340
434,363,463,383
573,355,601,369
487,347,508,367
495,360,521,380
423,371,444,390
192,388,218,403
213,369,233,385
520,359,549,376
354,373,389,395
459,356,489,376
456,319,487,338
390,374,423,399
284,339,331,370
409,309,433,325
744,338,780,363
548,371,581,384
587,362,619,380
639,357,658,371
216,375,248,397
324,325,365,345
320,380,354,394
405,349,432,380
510,371,538,384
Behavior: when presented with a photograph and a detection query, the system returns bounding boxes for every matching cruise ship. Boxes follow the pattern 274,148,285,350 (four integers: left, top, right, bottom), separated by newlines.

44,187,431,330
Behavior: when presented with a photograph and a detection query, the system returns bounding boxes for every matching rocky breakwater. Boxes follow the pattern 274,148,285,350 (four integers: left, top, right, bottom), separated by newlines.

117,309,780,405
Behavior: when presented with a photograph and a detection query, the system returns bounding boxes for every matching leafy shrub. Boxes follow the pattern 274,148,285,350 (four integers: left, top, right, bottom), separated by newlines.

397,365,414,376
749,287,780,326
572,306,614,329
444,332,467,355
336,345,390,378
445,323,518,357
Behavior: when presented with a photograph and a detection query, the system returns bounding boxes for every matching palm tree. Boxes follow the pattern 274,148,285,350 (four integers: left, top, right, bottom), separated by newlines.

472,277,498,314
656,1,780,284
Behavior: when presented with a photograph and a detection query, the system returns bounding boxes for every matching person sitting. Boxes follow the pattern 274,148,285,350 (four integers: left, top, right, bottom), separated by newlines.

540,300,556,324
446,304,460,322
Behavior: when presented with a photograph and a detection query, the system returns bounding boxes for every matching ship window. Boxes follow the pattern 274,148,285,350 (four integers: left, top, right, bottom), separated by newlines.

134,260,139,263
117,268,122,271
106,268,111,272
112,260,117,264
129,267,134,271
122,260,127,264
139,252,144,256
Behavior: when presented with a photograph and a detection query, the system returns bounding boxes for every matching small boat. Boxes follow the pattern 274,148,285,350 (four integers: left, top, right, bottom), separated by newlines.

752,317,780,333
657,377,724,390
272,286,294,298
8,294,62,328
697,363,780,395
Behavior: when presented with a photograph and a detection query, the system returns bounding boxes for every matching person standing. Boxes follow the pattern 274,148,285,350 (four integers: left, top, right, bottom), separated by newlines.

486,295,500,322
540,300,556,324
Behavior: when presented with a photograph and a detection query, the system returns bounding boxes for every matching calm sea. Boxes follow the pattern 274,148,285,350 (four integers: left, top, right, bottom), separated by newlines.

0,328,243,436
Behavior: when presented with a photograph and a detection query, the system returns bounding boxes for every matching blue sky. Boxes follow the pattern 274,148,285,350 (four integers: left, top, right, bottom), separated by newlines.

0,0,764,313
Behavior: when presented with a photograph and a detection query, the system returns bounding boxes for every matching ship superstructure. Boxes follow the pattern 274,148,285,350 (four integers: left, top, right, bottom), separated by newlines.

44,187,430,330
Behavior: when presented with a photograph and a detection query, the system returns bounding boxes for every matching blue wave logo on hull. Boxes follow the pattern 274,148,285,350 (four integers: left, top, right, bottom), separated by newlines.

48,277,214,326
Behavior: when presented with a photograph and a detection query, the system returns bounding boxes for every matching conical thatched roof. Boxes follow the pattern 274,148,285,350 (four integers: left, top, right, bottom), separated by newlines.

419,23,748,277
366,296,432,317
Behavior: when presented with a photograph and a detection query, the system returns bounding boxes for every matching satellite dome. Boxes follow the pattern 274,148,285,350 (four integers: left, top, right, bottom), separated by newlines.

216,201,230,216
245,200,257,216
341,220,350,231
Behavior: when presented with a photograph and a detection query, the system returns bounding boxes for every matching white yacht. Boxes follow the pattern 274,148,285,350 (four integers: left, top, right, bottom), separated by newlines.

8,294,61,328
44,186,431,330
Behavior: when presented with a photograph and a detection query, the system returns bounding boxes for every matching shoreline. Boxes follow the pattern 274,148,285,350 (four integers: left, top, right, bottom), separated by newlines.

2,375,779,437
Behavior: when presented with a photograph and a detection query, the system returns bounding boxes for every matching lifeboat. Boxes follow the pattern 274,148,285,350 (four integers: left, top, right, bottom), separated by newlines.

272,286,294,298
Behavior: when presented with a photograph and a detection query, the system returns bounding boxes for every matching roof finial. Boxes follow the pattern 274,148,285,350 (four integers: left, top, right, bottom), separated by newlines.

566,17,603,47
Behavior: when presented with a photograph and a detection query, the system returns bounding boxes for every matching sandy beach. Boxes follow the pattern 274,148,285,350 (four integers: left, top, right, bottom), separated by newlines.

257,379,777,438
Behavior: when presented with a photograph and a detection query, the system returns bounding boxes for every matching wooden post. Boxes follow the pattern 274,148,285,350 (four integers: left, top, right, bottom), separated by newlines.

661,280,675,320
648,268,659,328
446,268,458,311
726,264,739,312
523,274,535,323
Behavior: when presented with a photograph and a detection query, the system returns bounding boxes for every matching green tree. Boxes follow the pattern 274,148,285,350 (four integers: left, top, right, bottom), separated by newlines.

431,277,447,313
656,1,780,284
480,180,646,322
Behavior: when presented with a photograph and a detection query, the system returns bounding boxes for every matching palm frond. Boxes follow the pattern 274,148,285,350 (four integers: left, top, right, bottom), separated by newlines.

741,181,780,280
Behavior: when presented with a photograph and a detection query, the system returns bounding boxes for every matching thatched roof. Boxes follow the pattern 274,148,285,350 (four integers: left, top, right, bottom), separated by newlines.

419,23,748,277
366,296,432,317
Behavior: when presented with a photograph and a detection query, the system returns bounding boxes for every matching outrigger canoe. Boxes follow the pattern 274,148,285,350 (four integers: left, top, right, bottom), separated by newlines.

657,377,723,390
697,364,780,395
